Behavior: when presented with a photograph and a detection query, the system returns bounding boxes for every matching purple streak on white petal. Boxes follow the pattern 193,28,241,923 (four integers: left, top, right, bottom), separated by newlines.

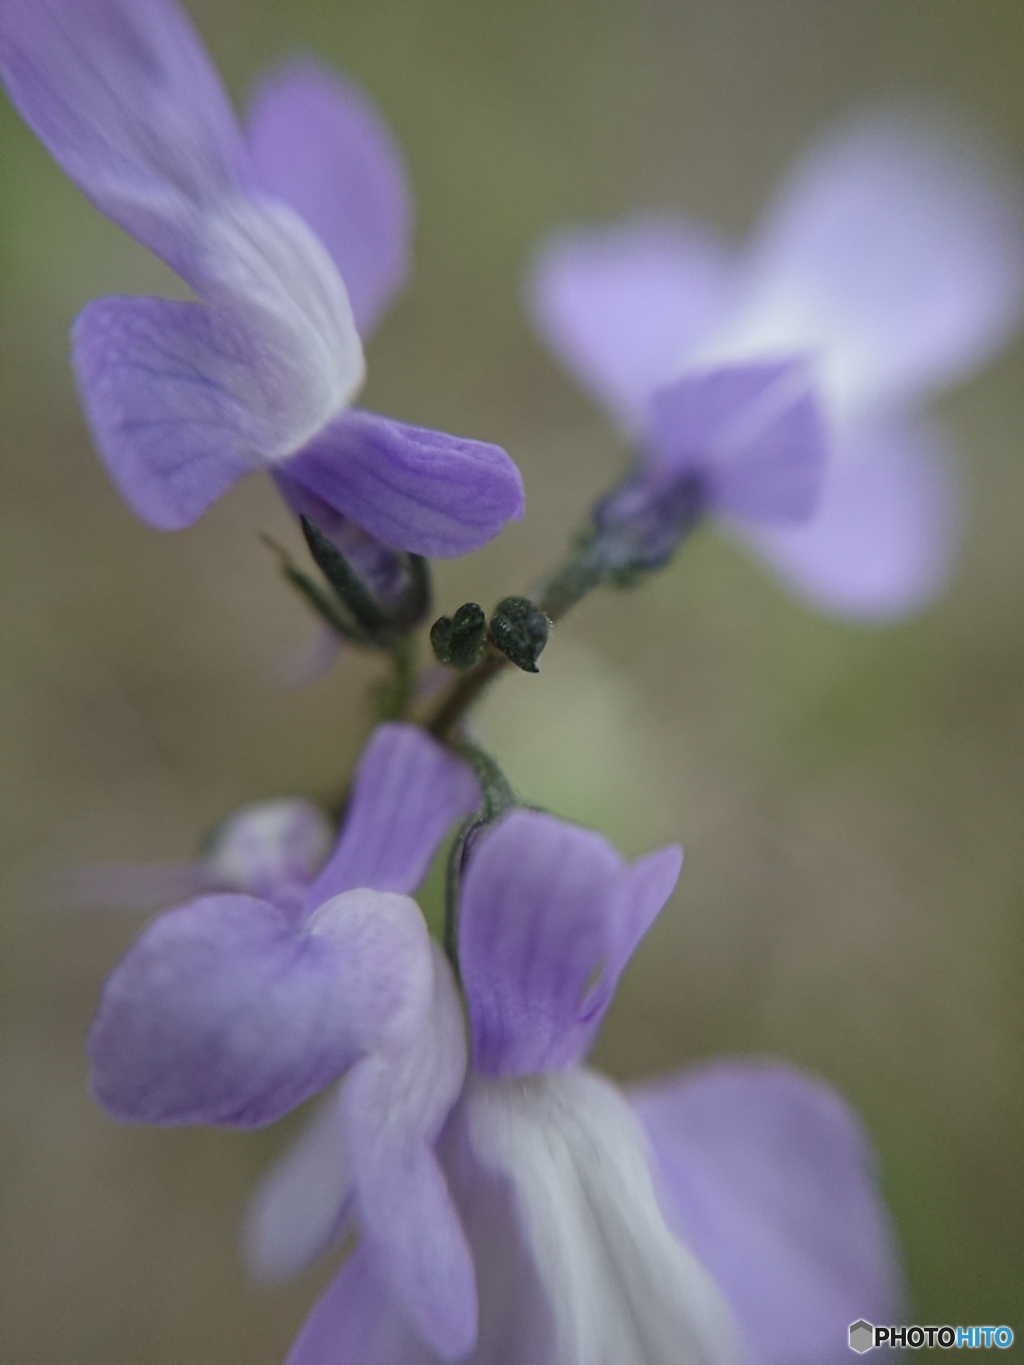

645,359,827,525
306,724,479,911
744,111,1024,412
0,0,244,277
204,799,333,914
244,1088,354,1283
633,1061,904,1365
286,1248,433,1365
246,60,412,337
192,195,364,419
282,408,524,558
738,416,960,618
459,810,682,1076
342,945,476,1359
455,1070,743,1365
88,888,434,1128
527,214,738,431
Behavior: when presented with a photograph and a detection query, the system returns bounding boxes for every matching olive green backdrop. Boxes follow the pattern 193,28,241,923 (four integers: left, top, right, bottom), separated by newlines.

2,1,1022,1360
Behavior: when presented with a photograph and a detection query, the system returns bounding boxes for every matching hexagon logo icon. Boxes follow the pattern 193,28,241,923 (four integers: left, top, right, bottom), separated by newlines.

849,1320,875,1354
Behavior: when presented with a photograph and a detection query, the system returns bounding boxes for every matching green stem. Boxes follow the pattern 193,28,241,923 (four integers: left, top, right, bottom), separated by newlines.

424,646,508,739
531,545,607,622
442,740,516,974
377,634,419,721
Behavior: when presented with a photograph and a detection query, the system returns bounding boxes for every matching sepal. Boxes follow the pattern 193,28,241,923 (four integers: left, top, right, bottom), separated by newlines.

295,515,431,647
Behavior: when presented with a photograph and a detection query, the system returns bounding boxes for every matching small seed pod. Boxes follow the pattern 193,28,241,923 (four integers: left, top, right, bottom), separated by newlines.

488,596,550,673
430,602,488,669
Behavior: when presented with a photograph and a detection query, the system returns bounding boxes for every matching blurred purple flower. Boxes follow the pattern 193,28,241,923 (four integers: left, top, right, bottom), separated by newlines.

0,0,524,556
53,795,334,915
86,724,483,1359
587,357,828,575
257,809,901,1365
530,112,1024,616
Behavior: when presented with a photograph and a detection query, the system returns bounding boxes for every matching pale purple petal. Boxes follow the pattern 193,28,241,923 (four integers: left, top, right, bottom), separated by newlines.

72,280,361,530
738,416,959,618
244,1088,354,1284
250,944,472,1348
646,359,827,524
88,888,434,1127
246,60,411,337
0,0,244,278
71,296,272,528
632,1061,904,1365
306,724,480,910
204,798,333,913
619,844,688,954
282,408,524,558
71,216,363,532
286,1249,432,1365
459,811,682,1075
527,214,738,430
746,111,1024,411
342,945,476,1359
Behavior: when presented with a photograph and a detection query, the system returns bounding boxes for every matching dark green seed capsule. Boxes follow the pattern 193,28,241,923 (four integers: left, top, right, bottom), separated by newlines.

488,596,550,673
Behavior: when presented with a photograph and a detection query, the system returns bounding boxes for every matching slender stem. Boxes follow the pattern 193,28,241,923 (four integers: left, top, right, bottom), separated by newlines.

531,546,606,623
452,739,517,812
442,740,517,973
377,634,419,721
424,647,509,739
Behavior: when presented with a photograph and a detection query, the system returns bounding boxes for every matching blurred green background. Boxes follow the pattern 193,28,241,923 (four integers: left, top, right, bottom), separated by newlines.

2,0,1023,1360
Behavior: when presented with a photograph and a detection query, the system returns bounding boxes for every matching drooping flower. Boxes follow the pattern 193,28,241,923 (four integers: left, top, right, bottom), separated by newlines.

86,724,484,1359
529,112,1024,615
255,808,902,1365
0,0,524,556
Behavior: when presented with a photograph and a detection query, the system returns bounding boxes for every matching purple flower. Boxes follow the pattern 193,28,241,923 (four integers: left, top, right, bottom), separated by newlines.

530,112,1024,615
254,809,901,1365
586,357,828,576
86,724,484,1358
0,0,524,555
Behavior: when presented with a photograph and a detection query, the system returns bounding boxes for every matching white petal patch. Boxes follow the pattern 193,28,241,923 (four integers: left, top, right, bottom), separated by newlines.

205,798,333,903
197,195,365,459
243,1087,352,1283
462,1070,744,1365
